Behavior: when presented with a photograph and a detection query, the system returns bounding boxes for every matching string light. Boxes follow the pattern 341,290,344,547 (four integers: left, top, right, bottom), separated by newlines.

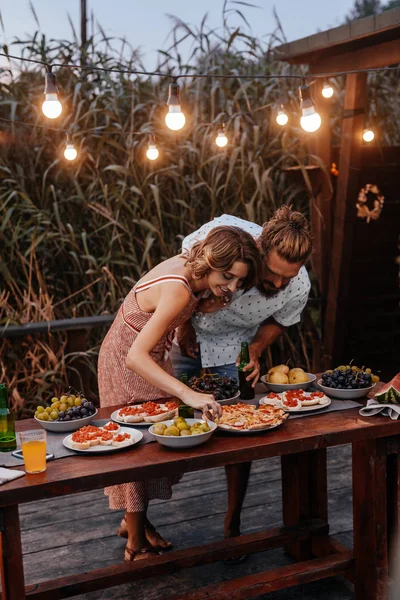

322,79,334,98
299,83,321,132
42,69,62,119
146,135,159,160
276,104,289,126
165,81,185,131
363,129,375,142
215,124,228,147
63,134,77,160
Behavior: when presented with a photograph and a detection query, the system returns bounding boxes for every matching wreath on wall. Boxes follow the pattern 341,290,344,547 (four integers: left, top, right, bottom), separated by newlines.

356,184,385,223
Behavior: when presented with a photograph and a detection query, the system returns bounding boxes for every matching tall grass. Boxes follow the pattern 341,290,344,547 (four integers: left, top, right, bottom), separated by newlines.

0,3,364,413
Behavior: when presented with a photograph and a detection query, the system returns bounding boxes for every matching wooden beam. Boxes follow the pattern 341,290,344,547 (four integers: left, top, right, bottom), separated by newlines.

309,37,400,73
0,506,26,600
323,72,367,365
306,78,333,308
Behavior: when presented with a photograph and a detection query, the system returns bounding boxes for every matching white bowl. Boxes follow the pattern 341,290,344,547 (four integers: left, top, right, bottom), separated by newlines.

260,373,316,393
149,418,217,449
34,409,98,432
317,379,376,400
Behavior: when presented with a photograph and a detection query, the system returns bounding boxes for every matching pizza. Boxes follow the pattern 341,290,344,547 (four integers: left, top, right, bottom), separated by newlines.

117,401,178,423
215,402,288,431
70,425,132,449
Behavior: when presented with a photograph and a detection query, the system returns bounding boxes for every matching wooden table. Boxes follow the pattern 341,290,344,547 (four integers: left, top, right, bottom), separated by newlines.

1,400,399,600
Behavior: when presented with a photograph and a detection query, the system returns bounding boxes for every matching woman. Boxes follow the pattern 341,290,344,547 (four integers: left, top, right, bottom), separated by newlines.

98,226,261,562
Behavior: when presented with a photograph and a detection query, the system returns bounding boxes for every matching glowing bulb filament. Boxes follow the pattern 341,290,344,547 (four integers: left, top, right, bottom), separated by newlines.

64,141,77,161
363,129,375,143
276,108,288,126
215,127,228,148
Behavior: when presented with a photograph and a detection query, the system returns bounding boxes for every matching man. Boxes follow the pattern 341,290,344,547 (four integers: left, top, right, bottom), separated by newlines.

171,206,313,546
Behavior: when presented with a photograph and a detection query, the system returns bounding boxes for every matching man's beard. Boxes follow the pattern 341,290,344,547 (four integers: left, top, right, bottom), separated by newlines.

256,280,290,298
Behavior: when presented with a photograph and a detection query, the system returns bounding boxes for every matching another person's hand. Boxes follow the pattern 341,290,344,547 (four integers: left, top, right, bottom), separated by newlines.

181,388,222,420
235,344,261,388
177,322,199,358
197,293,232,314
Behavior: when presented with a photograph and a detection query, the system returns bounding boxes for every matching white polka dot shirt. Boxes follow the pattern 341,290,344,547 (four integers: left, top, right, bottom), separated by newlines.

182,215,311,368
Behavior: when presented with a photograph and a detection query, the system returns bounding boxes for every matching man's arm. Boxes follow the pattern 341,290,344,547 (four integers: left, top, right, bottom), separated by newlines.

236,320,284,386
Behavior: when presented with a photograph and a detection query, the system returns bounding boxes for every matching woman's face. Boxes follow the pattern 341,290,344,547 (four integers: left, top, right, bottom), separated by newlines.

207,261,249,298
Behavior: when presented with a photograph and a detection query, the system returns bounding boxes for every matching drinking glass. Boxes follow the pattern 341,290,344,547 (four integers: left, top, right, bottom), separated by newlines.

19,429,47,474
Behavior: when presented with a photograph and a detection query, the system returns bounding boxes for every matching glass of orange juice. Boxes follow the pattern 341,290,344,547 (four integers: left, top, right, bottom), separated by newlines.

19,429,47,474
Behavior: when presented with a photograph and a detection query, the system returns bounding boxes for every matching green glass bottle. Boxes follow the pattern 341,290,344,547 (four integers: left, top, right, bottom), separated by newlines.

178,373,195,418
238,342,255,400
0,384,17,452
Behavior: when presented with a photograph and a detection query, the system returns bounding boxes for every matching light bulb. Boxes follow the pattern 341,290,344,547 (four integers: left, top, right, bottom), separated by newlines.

64,142,77,161
299,83,321,132
215,127,228,148
276,109,288,126
42,71,62,119
165,81,186,131
300,108,322,132
363,129,375,142
322,83,334,98
165,106,186,131
146,143,159,160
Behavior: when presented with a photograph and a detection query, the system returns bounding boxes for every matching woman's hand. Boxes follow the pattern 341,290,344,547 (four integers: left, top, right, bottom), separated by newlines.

181,388,222,420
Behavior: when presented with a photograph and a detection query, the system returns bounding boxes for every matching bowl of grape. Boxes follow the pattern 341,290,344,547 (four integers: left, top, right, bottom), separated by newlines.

188,373,240,404
34,392,98,432
318,365,378,400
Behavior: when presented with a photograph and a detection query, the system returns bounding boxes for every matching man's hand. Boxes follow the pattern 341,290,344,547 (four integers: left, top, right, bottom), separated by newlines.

176,321,199,359
235,343,261,388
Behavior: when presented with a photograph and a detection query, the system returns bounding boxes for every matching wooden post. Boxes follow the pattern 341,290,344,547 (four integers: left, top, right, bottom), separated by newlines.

80,0,87,68
323,72,367,365
0,506,26,600
352,438,388,599
306,77,333,307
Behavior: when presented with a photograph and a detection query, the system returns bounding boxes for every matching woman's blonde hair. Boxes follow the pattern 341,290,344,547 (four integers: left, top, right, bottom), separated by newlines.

259,205,313,263
185,226,261,290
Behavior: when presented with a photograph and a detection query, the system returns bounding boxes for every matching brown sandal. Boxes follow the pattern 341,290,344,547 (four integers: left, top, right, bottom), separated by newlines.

124,546,161,562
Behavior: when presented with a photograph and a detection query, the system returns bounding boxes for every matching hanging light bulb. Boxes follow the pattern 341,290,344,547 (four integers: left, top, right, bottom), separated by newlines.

299,83,321,132
215,124,228,148
42,69,62,119
64,134,77,161
321,80,334,99
146,135,159,160
363,128,375,143
165,80,186,131
276,104,288,126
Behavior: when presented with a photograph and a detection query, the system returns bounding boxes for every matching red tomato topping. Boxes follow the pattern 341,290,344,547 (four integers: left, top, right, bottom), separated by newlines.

310,392,324,398
283,397,300,407
267,393,280,399
103,422,119,431
114,433,130,442
165,401,178,410
99,431,114,441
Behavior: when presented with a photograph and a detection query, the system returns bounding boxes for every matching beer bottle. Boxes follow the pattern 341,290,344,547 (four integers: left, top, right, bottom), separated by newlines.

238,343,255,400
0,383,17,452
178,373,195,418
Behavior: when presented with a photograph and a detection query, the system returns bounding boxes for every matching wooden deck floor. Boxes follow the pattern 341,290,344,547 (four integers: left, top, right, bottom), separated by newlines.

20,445,357,599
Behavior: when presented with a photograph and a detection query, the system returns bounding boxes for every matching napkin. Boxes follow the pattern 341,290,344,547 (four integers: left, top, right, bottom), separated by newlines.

0,467,25,485
359,399,400,420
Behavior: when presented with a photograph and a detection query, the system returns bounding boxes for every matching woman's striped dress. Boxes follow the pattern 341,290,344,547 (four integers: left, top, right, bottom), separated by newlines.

98,275,199,511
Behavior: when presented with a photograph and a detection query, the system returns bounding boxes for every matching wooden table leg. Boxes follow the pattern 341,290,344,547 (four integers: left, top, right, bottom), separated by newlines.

281,449,328,561
0,505,26,600
386,444,400,567
352,438,388,600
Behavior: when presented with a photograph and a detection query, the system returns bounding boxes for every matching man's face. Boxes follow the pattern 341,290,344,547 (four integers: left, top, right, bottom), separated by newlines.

257,249,303,297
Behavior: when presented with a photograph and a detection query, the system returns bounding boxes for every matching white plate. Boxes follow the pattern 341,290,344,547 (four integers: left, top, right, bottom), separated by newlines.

63,426,143,453
259,394,331,413
110,405,177,427
216,418,288,435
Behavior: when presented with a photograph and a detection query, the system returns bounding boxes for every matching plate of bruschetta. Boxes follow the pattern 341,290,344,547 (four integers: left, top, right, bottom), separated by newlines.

63,423,143,452
259,390,331,412
110,401,179,426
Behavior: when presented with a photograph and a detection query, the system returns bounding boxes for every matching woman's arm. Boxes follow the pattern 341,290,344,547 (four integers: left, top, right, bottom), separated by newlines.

126,283,221,416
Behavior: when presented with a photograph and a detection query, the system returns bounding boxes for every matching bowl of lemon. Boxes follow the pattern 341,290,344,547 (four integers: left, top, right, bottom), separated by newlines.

148,417,217,449
34,393,98,432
